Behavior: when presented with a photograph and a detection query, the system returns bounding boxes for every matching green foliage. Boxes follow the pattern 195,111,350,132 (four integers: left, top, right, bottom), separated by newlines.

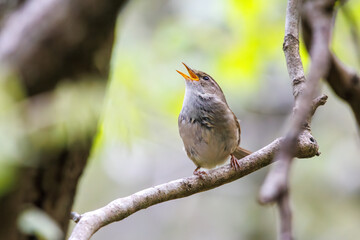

0,70,26,195
0,76,104,196
333,1,360,68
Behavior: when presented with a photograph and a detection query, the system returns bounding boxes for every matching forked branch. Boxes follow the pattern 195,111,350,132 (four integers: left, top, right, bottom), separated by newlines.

259,0,335,239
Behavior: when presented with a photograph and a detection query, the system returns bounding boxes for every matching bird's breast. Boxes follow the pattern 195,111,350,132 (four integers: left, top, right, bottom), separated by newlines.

178,99,240,169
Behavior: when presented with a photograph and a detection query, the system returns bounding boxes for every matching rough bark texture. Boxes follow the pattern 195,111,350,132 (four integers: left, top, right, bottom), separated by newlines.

0,0,129,239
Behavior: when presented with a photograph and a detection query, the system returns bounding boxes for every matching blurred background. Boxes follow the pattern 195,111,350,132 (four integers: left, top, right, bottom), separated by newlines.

1,0,360,239
72,0,360,239
71,0,360,239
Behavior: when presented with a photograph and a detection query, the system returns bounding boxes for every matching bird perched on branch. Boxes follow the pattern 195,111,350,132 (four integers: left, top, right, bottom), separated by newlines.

177,63,251,176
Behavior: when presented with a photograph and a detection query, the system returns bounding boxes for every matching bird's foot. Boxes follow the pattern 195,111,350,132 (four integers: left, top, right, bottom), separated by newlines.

193,167,207,179
230,154,240,170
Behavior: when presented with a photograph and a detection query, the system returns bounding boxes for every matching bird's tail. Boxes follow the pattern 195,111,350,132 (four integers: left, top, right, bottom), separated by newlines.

233,146,252,159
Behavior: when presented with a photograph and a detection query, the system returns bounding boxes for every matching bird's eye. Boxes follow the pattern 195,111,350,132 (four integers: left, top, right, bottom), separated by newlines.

203,76,209,80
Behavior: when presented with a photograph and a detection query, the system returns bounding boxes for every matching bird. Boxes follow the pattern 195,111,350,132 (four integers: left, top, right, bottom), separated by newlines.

177,63,251,176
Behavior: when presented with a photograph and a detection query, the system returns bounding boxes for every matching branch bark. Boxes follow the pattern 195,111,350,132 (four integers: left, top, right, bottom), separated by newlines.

69,132,320,240
259,0,335,239
259,0,305,207
260,0,334,204
326,55,360,127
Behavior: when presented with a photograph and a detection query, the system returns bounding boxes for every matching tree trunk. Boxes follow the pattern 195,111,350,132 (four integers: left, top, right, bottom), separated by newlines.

0,0,129,239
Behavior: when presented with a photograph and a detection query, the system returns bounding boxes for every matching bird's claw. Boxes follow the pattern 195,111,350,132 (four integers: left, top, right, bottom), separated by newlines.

193,167,207,179
230,154,240,170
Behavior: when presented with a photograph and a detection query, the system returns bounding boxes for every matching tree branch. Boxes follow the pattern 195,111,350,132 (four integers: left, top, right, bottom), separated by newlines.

69,132,320,240
259,0,334,239
326,55,360,127
279,192,292,240
260,0,334,203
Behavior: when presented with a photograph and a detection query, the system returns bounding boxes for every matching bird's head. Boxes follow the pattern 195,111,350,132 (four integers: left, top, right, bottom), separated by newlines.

177,63,224,98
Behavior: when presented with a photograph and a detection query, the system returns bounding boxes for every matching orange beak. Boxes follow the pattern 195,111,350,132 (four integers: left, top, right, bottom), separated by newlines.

176,62,199,81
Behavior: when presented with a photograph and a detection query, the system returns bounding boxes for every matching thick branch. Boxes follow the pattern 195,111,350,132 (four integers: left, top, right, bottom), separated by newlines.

69,134,319,240
0,0,129,239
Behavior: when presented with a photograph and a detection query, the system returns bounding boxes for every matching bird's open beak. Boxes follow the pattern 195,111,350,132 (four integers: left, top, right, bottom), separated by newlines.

176,63,199,81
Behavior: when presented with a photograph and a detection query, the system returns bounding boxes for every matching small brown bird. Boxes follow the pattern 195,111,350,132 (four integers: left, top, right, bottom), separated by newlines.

177,63,251,176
